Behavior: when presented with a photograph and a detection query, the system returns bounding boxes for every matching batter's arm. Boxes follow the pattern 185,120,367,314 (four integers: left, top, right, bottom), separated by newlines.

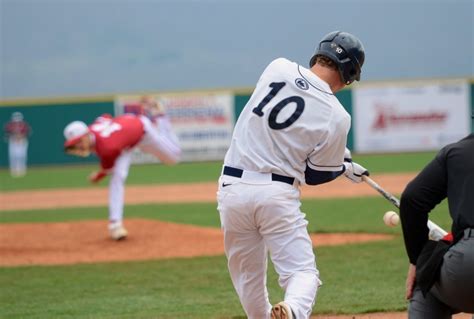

304,163,344,185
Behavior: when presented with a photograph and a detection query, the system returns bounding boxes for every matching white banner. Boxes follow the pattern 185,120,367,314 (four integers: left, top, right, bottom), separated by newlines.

115,93,234,162
353,81,470,153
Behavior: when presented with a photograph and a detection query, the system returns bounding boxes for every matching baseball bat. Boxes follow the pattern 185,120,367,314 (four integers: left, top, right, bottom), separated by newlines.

362,175,448,241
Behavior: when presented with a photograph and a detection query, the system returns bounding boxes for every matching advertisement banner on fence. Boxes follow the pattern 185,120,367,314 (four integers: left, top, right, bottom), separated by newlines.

353,81,470,153
115,93,234,163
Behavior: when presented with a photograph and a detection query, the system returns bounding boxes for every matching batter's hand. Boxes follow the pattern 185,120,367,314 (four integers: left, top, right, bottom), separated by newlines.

343,161,369,183
89,170,107,183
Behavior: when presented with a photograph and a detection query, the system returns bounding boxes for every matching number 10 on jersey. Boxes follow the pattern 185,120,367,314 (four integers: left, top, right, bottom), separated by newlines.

252,82,305,130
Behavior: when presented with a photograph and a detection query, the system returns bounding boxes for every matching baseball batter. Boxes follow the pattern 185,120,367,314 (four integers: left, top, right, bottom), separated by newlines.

63,113,181,240
4,112,31,177
217,31,368,319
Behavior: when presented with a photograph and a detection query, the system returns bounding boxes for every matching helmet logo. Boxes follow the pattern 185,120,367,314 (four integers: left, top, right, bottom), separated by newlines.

330,42,343,54
295,78,309,90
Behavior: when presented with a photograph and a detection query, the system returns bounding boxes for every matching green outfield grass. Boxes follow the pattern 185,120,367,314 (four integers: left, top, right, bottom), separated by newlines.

0,151,436,191
0,240,408,319
0,161,222,192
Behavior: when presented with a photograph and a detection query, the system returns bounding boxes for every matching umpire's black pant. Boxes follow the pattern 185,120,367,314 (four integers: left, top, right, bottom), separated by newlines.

409,228,474,318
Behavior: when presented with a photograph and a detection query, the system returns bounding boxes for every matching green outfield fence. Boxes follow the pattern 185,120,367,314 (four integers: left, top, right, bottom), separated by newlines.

1,80,473,167
0,98,114,166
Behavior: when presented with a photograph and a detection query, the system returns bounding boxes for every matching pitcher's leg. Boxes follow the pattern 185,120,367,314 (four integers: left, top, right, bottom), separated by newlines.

108,151,132,224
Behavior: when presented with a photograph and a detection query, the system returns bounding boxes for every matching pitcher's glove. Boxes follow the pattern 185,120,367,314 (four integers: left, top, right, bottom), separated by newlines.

89,170,107,183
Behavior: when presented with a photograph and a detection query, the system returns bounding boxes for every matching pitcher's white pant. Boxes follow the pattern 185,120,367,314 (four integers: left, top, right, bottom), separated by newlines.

108,150,132,223
108,115,181,224
8,138,28,177
217,174,321,319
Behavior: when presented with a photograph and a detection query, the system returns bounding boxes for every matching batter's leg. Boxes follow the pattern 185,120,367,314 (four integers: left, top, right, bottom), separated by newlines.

264,220,320,319
223,229,272,319
217,181,273,319
258,186,320,319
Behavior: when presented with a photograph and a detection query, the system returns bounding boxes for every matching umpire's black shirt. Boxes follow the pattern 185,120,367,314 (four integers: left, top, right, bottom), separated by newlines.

400,133,474,264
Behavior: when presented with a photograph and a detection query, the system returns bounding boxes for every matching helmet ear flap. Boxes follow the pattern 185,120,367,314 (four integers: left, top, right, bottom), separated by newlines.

345,62,361,84
309,55,318,68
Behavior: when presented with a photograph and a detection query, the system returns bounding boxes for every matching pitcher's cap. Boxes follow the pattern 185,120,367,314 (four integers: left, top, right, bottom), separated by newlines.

64,121,89,147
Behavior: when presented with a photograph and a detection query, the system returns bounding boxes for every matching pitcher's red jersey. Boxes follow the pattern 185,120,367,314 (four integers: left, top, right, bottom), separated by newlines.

89,114,144,169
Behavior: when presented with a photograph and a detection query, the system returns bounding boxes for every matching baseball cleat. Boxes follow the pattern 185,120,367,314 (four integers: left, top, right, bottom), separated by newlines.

271,301,293,319
108,223,128,241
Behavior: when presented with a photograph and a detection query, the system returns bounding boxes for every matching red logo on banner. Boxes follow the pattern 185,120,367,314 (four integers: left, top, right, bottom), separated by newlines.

372,104,447,130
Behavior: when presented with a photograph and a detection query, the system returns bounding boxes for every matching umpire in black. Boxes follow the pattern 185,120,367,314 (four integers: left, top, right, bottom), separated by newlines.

399,127,474,318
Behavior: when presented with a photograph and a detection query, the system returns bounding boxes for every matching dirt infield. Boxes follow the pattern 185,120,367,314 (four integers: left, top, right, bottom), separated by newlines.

0,218,394,266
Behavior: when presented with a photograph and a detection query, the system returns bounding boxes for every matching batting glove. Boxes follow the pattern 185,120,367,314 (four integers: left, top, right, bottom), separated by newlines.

343,161,369,183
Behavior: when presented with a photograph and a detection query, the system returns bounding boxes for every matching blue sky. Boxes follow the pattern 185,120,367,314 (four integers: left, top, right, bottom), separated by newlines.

1,0,473,99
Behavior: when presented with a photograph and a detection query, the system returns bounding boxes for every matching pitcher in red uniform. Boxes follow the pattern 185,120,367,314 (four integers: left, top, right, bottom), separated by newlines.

63,113,181,240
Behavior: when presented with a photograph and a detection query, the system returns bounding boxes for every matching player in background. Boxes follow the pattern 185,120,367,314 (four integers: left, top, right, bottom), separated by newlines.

63,112,181,240
399,130,474,318
217,31,368,319
4,112,31,177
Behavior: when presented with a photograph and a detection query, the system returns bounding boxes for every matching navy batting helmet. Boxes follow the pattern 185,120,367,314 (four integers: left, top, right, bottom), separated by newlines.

309,31,365,85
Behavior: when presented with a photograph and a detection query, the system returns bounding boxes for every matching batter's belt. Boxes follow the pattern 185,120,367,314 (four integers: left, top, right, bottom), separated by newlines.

223,166,295,185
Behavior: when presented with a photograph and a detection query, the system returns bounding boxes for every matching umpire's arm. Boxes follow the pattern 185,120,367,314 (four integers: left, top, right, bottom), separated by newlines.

400,155,448,264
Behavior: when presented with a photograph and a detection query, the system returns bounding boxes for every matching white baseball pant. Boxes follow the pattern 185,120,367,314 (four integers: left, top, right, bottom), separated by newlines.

108,115,181,224
217,171,321,319
8,138,28,177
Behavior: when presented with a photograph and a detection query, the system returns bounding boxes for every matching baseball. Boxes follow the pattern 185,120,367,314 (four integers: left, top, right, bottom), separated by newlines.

383,211,400,227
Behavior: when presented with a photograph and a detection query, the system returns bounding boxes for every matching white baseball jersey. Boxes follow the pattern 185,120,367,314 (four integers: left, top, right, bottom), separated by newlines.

224,58,351,184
